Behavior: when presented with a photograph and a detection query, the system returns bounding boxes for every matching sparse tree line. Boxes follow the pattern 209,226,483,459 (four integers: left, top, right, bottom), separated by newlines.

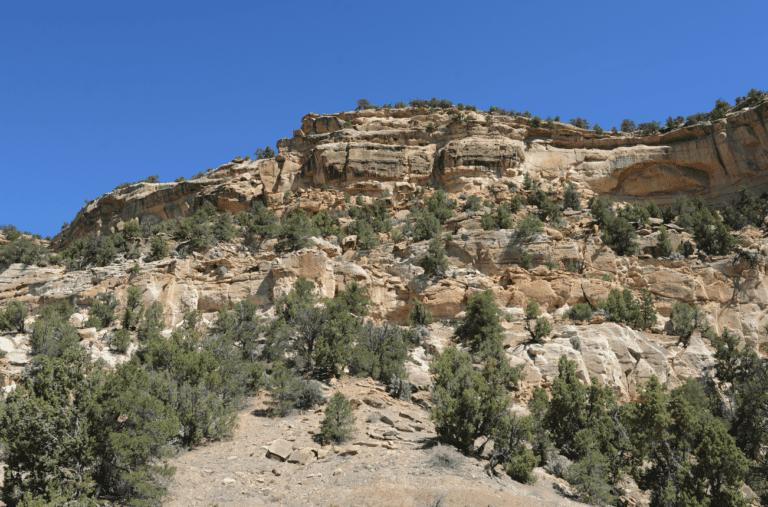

0,277,434,505
431,290,768,505
354,88,765,136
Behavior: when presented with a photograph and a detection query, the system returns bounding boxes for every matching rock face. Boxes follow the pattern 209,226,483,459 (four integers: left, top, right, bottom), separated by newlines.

54,102,768,245
3,101,768,399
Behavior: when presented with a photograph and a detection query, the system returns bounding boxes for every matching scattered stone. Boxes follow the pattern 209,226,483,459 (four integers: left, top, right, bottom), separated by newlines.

272,468,281,476
266,439,294,461
353,441,381,447
379,415,395,426
287,448,314,465
335,447,359,456
227,455,237,460
222,478,237,485
333,469,343,476
363,395,385,408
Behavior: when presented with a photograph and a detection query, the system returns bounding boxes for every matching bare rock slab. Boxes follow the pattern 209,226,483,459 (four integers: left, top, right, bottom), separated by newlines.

287,448,314,465
266,439,294,461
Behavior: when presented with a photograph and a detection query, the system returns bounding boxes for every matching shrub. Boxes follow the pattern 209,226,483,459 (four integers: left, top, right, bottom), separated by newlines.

429,444,463,469
465,195,482,212
593,124,604,135
150,235,169,261
569,117,589,129
455,290,503,351
620,119,636,132
121,286,144,329
277,209,318,251
516,215,544,239
655,225,673,257
481,212,496,230
0,236,49,270
420,238,449,276
321,392,356,444
238,200,279,239
413,212,442,242
137,301,164,343
598,288,656,330
563,183,581,210
122,220,142,239
527,116,542,128
254,146,276,159
601,215,638,256
407,299,434,326
0,349,180,506
0,301,27,333
525,300,539,320
110,328,131,353
212,210,236,242
638,120,661,135
268,362,322,416
29,305,80,357
519,251,533,269
355,98,373,111
568,303,593,321
86,292,118,329
430,344,522,452
427,190,456,222
669,302,706,341
349,323,409,383
527,317,551,343
173,211,212,252
523,172,534,190
312,210,340,238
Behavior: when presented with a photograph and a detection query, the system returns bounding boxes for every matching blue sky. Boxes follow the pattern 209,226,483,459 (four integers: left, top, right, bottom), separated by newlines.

2,0,766,238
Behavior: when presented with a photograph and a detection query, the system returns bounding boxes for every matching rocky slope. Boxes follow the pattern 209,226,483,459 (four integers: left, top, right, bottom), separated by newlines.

1,100,768,505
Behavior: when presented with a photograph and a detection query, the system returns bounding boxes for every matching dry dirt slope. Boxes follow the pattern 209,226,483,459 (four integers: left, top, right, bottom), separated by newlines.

164,377,585,507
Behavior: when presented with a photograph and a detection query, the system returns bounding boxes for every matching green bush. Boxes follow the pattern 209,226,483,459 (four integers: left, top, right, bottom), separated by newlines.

29,305,81,357
238,200,279,239
598,289,656,330
173,211,212,252
254,146,276,159
669,302,706,341
601,215,638,256
516,215,544,239
312,210,340,238
620,119,636,132
407,299,434,326
0,348,180,506
321,392,356,444
569,117,589,129
519,251,533,269
568,303,593,321
121,286,144,329
528,317,551,343
481,212,496,230
588,195,614,226
0,236,49,270
455,290,503,352
420,238,449,276
348,220,380,249
110,328,131,353
349,323,409,383
122,220,142,239
268,362,324,416
593,124,604,135
655,225,673,258
86,292,118,329
563,183,581,211
212,210,236,242
150,235,169,261
525,300,539,320
0,301,27,333
413,212,442,242
465,195,482,211
427,190,456,222
137,301,164,343
277,209,318,251
430,344,522,452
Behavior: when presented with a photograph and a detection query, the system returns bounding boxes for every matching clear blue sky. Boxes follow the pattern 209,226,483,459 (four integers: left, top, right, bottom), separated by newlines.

2,0,766,238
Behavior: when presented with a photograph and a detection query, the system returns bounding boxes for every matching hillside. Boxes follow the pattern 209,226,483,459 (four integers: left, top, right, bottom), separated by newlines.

1,96,767,506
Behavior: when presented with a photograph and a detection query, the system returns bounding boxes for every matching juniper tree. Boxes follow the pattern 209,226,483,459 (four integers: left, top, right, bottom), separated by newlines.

321,392,356,444
407,299,434,326
454,289,503,352
420,237,449,276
